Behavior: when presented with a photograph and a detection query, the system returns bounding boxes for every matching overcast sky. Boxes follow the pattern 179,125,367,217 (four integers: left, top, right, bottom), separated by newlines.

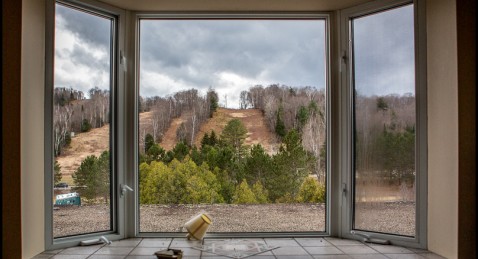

54,4,415,106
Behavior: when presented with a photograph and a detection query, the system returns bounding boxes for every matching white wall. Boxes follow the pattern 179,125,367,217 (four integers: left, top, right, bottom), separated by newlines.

21,0,46,257
426,0,459,258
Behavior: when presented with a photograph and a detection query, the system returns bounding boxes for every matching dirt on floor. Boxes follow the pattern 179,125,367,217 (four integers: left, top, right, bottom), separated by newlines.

53,202,414,238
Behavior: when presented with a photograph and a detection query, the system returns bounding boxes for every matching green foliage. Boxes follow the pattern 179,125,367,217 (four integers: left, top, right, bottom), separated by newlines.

275,192,295,203
296,105,309,129
296,177,325,203
243,144,273,185
252,181,269,203
65,132,72,146
233,179,258,204
207,88,219,118
201,130,218,149
201,133,210,149
139,159,223,204
144,133,155,153
275,105,286,138
172,141,190,161
147,144,166,162
72,151,110,203
268,129,315,201
374,127,415,183
377,97,389,111
81,119,92,132
221,119,248,158
54,160,62,185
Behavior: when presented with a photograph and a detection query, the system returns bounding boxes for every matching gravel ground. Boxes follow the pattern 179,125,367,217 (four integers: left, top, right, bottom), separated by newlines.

53,202,414,237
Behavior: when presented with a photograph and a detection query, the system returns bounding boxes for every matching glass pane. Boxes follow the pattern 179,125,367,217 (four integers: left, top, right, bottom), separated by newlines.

138,19,327,233
53,3,113,238
352,5,416,236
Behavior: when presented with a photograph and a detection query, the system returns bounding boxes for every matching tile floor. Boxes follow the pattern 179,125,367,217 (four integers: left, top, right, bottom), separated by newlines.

33,237,447,259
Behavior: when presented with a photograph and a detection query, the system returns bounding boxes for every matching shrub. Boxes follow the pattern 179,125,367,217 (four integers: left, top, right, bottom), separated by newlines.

233,179,257,204
296,177,325,203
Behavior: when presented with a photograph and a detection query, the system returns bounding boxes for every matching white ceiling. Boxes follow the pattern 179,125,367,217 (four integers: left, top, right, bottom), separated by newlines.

97,0,373,12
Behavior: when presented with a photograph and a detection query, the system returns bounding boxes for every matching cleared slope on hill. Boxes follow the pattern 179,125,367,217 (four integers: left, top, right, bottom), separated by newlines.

193,108,279,154
56,108,279,185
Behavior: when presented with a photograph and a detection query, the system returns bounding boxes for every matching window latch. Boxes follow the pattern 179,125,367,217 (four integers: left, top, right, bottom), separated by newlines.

120,184,133,198
342,183,347,195
120,51,127,72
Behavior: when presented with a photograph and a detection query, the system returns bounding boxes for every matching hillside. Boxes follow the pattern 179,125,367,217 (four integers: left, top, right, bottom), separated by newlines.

192,108,279,154
56,108,279,185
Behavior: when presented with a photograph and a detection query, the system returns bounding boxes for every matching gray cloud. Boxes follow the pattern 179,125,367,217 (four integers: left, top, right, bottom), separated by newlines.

56,4,111,49
139,20,326,104
353,4,415,96
54,4,112,96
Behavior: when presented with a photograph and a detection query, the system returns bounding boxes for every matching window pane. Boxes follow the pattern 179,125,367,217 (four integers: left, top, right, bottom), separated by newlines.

53,3,113,238
352,5,416,236
138,19,327,233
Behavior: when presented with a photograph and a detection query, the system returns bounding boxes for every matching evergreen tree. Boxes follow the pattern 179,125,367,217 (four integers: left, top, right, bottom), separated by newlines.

221,119,248,159
275,105,286,138
144,133,155,153
54,160,62,185
72,151,110,203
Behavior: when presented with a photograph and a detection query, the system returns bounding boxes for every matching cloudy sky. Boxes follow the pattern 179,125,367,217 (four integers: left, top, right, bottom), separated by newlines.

54,3,414,105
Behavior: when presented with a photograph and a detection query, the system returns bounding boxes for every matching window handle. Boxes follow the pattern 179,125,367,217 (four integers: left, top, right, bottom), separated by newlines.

120,184,133,197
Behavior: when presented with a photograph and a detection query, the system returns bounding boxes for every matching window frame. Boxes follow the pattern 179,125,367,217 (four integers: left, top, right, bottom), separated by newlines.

128,12,334,238
44,0,127,249
338,0,427,248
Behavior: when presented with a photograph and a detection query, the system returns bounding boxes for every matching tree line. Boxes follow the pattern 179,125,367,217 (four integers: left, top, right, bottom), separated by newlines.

138,119,325,205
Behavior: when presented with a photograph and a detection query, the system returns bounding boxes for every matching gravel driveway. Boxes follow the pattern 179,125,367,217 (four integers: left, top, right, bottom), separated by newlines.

53,202,414,238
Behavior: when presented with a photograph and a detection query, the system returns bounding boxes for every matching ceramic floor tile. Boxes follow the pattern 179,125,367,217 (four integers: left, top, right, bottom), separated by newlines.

129,247,167,256
170,239,202,248
124,256,155,259
94,247,135,255
32,254,54,259
419,253,447,259
324,238,362,246
304,246,344,255
264,238,301,246
109,239,142,247
178,247,201,256
349,254,389,259
50,255,90,259
42,249,64,254
369,245,414,254
137,238,172,247
275,255,314,259
337,245,379,254
384,254,426,259
58,245,104,255
313,255,351,259
271,246,310,256
88,255,126,259
295,238,333,247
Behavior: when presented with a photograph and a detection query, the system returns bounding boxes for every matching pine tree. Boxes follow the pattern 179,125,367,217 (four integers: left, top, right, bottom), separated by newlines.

233,179,257,204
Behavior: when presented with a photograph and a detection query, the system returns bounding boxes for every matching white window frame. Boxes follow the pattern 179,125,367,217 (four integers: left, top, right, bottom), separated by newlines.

42,0,428,249
127,12,334,238
338,0,427,248
44,0,128,249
